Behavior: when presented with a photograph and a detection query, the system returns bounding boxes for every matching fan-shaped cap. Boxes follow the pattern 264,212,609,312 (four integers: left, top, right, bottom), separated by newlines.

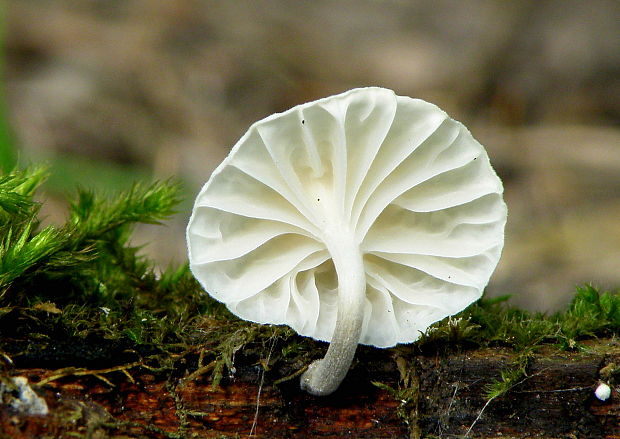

187,87,506,348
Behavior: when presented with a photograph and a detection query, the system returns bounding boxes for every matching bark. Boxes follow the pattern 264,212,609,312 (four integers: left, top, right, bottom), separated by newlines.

1,340,618,439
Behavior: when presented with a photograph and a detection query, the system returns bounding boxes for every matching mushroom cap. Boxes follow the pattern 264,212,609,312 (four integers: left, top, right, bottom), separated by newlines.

187,87,506,348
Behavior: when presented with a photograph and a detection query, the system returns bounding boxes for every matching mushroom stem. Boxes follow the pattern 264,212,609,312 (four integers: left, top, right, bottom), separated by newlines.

300,231,366,396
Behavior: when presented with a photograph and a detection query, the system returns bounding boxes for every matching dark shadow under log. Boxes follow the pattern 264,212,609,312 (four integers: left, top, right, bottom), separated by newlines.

1,340,619,439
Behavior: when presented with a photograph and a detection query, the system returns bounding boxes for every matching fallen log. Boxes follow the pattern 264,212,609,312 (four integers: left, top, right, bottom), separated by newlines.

1,339,618,438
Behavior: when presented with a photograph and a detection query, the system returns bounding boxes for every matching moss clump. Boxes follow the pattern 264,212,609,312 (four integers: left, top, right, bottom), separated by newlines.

415,286,620,400
372,288,620,436
0,166,305,387
1,166,180,304
421,286,620,352
1,166,619,438
2,166,619,378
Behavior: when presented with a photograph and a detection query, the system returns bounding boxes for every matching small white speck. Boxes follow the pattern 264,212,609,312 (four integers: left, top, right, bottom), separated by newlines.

595,382,611,401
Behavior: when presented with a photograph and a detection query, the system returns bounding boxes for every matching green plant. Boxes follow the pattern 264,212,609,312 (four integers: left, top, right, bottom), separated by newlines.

0,167,180,305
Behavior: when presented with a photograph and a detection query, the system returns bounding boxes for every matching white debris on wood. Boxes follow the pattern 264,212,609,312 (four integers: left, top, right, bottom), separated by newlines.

594,382,611,401
0,376,49,416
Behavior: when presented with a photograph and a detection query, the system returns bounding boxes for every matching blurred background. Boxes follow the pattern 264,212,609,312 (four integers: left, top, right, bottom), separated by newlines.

2,0,619,311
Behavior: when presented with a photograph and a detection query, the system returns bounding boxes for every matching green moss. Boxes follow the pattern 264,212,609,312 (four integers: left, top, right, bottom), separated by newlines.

2,166,619,376
1,166,619,437
415,285,620,403
372,353,421,437
419,285,620,353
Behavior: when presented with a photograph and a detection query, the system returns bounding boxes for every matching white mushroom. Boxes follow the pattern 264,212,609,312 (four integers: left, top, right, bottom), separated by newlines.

187,87,507,395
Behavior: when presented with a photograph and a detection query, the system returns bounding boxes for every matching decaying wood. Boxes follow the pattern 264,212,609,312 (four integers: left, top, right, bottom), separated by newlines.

1,340,619,439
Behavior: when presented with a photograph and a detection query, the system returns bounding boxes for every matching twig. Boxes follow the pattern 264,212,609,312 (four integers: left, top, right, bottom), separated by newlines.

121,368,136,384
34,361,144,387
272,365,308,386
464,395,496,438
514,386,590,393
180,360,217,385
249,335,277,438
93,373,115,387
0,350,14,368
